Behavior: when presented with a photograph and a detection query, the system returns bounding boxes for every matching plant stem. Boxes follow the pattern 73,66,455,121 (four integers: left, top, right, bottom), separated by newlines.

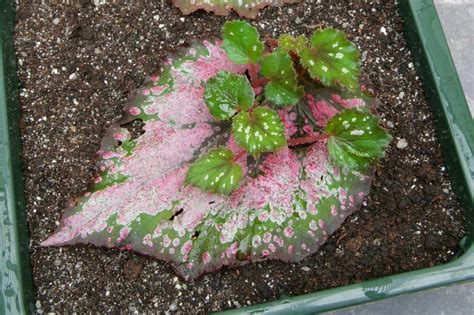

248,63,258,83
265,37,278,50
233,149,247,161
287,133,331,147
252,77,269,88
248,63,269,88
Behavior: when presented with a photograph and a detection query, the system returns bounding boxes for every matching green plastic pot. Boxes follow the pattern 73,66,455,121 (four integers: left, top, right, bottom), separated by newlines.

1,0,473,314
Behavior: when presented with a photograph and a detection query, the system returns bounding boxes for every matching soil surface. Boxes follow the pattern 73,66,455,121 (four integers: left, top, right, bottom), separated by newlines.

14,1,465,313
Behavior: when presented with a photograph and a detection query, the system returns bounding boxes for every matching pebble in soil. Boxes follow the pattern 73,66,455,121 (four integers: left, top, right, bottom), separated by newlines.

14,0,464,313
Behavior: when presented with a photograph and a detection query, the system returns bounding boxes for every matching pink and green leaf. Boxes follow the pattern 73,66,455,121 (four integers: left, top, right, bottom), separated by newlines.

42,40,379,280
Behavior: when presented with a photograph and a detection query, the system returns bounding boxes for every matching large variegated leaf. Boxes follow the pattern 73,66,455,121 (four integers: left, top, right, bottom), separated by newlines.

42,40,378,280
172,0,300,19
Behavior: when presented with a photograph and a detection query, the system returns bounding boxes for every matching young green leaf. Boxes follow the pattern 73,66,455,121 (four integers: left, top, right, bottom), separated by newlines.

299,28,360,90
185,148,243,195
278,34,308,54
325,109,392,171
260,49,304,106
204,71,255,120
232,107,286,155
222,20,264,64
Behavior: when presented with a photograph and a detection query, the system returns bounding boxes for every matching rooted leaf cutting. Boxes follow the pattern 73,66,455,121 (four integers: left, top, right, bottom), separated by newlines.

43,21,391,280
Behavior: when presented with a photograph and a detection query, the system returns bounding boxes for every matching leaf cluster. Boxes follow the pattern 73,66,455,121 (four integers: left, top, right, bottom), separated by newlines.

185,20,392,195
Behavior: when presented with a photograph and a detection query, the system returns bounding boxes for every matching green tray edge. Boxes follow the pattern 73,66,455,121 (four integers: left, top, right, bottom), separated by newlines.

401,0,474,237
219,0,474,314
0,0,34,314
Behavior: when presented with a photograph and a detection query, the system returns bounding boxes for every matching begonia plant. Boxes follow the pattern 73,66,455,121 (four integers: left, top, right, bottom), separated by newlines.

43,20,391,280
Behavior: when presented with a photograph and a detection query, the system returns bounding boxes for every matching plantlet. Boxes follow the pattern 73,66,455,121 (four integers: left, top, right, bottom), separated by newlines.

43,21,391,280
185,20,391,196
173,0,299,18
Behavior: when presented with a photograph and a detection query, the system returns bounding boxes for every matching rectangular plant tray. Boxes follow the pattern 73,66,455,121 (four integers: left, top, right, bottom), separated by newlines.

1,0,473,314
1,0,33,314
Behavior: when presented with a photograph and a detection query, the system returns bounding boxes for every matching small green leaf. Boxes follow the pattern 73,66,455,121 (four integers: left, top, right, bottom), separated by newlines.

185,148,243,195
222,20,264,64
232,107,287,155
325,109,392,171
204,71,255,120
278,34,308,54
261,49,303,106
299,29,360,90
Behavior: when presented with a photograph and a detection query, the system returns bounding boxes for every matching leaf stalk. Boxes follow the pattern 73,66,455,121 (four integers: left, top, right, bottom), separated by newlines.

287,133,331,147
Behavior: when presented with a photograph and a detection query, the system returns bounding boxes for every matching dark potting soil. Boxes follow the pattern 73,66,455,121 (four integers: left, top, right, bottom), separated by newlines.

14,1,465,313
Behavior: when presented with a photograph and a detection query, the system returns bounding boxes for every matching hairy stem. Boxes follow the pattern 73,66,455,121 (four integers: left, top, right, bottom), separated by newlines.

287,133,331,147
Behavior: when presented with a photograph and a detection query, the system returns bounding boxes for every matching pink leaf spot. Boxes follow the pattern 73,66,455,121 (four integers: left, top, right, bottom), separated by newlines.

288,245,294,254
284,227,294,238
129,107,141,116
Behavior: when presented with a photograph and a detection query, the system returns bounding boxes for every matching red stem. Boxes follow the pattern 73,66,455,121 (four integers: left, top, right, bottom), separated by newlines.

248,63,258,83
252,77,269,88
233,135,330,160
233,149,247,161
248,63,269,88
287,133,331,147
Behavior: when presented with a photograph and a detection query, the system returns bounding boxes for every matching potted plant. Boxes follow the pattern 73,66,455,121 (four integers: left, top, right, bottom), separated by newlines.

40,19,392,281
1,0,473,313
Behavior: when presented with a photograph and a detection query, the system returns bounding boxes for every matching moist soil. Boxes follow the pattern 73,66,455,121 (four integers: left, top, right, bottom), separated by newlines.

14,1,465,313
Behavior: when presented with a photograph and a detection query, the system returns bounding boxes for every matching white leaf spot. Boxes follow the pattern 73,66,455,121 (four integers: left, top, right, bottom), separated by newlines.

350,130,364,136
